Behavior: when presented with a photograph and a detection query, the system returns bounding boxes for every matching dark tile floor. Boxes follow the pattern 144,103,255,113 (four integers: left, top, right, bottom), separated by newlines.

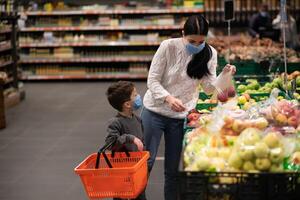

0,82,165,200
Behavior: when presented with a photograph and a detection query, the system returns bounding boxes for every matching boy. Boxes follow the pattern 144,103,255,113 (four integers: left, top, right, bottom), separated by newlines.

105,81,146,200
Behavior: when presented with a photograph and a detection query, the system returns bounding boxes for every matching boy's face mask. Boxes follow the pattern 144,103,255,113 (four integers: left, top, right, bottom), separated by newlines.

186,41,206,54
132,94,142,110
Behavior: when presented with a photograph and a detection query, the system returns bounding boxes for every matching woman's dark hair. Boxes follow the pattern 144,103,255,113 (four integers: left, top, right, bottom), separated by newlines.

106,81,134,112
184,15,212,79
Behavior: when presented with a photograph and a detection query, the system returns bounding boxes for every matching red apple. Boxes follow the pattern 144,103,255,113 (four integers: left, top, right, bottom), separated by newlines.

288,116,299,128
227,86,236,97
187,120,198,127
217,91,228,102
243,93,251,101
187,113,200,122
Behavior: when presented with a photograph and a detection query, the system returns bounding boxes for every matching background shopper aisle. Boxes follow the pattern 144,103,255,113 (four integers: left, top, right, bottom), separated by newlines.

0,82,164,200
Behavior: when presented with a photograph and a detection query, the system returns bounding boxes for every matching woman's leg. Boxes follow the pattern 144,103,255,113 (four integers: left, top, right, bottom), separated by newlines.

163,118,184,200
141,108,165,172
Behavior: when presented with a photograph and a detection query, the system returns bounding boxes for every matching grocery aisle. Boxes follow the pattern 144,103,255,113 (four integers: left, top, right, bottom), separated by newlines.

0,82,164,200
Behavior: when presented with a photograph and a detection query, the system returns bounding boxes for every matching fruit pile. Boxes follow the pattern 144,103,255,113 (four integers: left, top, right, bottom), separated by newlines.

221,116,269,136
237,72,300,96
208,36,300,63
228,129,286,172
184,97,300,173
262,99,300,129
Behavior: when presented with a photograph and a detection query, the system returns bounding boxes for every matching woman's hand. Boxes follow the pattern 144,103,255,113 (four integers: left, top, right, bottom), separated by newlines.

223,64,236,75
165,95,186,112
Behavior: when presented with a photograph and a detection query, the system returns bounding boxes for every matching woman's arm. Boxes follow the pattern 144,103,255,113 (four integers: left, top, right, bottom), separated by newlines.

147,40,170,104
199,48,217,95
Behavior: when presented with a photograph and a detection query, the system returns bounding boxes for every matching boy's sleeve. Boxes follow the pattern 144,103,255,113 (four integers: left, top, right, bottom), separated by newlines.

105,119,135,150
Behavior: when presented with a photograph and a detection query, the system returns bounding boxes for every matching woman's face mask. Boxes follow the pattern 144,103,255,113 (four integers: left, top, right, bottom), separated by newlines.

183,34,206,54
186,41,206,54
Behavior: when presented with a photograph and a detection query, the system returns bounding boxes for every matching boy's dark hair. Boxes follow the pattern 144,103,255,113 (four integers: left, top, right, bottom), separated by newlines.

106,81,135,112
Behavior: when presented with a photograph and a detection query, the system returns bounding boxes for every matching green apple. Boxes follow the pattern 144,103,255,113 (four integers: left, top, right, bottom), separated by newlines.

205,148,218,157
263,132,281,148
195,156,211,171
243,102,251,110
211,158,226,171
254,118,269,130
297,76,300,87
243,161,256,171
228,153,243,169
270,163,283,172
218,148,231,160
240,128,261,146
255,158,271,171
237,85,247,93
232,119,245,133
273,77,283,88
185,163,197,171
269,147,284,164
264,82,272,89
239,147,254,161
254,142,270,158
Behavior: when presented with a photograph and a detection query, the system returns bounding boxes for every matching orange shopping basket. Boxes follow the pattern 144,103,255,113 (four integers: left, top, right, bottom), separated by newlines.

74,141,149,199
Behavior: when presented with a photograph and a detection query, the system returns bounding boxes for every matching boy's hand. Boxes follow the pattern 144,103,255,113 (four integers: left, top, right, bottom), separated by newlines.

133,137,144,151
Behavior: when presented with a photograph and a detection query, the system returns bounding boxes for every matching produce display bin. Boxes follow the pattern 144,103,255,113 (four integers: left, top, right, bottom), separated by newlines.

198,92,210,100
271,63,300,73
197,92,217,112
233,60,269,76
196,103,217,111
178,171,300,200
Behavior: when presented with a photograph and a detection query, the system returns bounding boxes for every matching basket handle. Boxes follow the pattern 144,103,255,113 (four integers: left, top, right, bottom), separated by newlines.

95,140,131,169
95,141,114,169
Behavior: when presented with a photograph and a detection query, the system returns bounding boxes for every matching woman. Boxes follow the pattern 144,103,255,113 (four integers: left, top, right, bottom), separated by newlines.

141,15,235,200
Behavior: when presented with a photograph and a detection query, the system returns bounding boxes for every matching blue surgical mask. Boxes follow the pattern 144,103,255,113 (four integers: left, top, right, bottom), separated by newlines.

260,11,268,17
186,41,206,54
133,94,142,110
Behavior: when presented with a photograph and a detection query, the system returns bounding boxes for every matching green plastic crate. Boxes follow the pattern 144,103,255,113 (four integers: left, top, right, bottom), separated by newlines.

198,92,211,100
196,103,217,112
271,63,300,73
232,60,269,75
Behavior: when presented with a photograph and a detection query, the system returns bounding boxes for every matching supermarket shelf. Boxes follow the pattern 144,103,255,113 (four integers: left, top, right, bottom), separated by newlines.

0,60,13,68
20,56,153,63
24,8,204,16
0,27,12,34
20,25,182,32
4,77,13,84
20,41,161,48
0,43,12,52
0,14,19,20
21,74,148,80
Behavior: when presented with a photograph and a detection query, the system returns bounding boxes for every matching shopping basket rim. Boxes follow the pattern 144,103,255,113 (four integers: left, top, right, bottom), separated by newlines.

74,151,149,175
